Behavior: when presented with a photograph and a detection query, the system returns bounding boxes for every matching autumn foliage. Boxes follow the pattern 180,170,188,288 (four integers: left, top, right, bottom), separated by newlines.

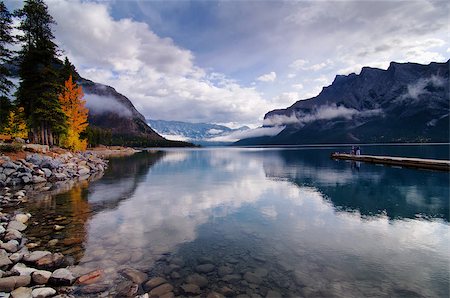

58,75,88,151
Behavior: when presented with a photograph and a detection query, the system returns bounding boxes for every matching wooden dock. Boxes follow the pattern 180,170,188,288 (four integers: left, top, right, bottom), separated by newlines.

331,153,450,172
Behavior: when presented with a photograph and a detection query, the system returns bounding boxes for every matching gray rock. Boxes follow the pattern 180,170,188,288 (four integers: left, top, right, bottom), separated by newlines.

79,283,109,294
31,176,46,184
41,169,52,178
1,240,19,253
53,173,66,181
243,272,262,284
31,287,56,298
0,276,31,291
148,283,173,297
32,270,52,285
7,222,26,232
116,280,138,297
77,167,90,176
121,268,147,284
144,277,167,290
198,256,214,264
207,292,225,298
11,263,37,276
0,255,12,267
5,229,22,241
14,215,29,224
0,226,5,234
49,268,75,285
23,251,51,263
181,283,201,295
218,266,233,277
11,286,32,298
3,168,15,176
196,263,215,273
3,162,19,170
186,273,208,288
21,176,30,184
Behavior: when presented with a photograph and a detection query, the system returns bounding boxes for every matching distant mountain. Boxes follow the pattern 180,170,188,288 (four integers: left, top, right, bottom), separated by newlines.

236,60,449,145
79,78,195,147
147,119,249,145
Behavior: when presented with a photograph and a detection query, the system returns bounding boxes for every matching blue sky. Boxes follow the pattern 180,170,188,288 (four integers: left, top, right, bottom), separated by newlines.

5,0,450,127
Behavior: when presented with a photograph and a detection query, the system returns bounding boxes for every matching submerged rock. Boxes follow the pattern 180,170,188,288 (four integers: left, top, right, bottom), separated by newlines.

144,277,166,290
196,264,215,273
121,268,148,284
181,283,201,295
148,283,173,297
186,273,208,288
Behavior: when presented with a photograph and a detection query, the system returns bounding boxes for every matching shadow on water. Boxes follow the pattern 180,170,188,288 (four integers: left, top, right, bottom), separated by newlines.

24,151,166,262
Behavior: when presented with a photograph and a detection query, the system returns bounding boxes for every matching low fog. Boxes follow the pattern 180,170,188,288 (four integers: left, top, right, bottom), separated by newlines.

85,93,133,117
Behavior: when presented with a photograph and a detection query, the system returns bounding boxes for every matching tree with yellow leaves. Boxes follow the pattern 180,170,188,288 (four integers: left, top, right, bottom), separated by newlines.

3,107,28,139
58,75,88,151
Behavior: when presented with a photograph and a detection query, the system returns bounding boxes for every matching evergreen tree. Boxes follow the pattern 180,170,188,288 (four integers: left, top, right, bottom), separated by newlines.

0,1,14,131
60,57,79,83
15,0,66,145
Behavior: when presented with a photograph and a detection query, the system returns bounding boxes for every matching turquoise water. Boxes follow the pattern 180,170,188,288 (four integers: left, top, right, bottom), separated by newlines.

26,145,450,297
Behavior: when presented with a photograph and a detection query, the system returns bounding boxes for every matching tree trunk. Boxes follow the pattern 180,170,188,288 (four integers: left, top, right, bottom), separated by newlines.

48,128,53,146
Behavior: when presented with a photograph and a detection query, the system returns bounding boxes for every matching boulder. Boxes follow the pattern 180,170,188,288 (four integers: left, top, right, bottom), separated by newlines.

11,263,37,276
23,251,51,263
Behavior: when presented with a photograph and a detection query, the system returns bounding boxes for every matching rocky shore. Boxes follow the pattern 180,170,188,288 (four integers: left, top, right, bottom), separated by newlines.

0,152,107,189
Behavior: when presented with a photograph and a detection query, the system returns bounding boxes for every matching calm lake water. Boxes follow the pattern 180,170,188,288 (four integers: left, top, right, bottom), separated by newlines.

25,145,449,297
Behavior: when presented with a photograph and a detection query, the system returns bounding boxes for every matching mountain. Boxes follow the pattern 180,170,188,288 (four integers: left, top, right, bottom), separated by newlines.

79,78,194,147
147,119,249,145
236,60,449,145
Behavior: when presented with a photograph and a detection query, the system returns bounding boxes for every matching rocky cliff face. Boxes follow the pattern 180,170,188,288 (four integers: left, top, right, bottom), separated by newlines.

237,60,449,145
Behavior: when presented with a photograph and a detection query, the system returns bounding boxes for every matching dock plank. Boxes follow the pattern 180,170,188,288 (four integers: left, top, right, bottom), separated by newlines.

331,153,450,172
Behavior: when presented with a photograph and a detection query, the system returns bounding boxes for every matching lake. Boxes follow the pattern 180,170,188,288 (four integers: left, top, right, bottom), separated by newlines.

24,144,449,297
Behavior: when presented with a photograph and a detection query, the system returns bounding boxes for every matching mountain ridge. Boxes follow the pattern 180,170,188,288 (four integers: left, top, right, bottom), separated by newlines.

236,60,449,145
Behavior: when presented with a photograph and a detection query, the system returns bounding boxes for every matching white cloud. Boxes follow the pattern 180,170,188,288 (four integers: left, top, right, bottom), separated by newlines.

263,104,383,126
257,71,277,82
209,126,284,142
397,75,445,102
289,59,309,70
287,73,297,79
291,83,304,90
47,0,276,126
85,94,133,118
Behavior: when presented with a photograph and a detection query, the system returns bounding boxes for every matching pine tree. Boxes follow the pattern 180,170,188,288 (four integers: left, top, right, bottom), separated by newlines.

0,1,15,131
15,0,66,145
58,75,88,151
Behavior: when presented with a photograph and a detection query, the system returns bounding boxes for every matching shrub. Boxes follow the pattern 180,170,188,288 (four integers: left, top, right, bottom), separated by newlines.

0,143,23,153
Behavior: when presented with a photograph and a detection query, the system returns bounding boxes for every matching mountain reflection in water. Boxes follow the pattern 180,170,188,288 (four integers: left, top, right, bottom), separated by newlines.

24,146,449,297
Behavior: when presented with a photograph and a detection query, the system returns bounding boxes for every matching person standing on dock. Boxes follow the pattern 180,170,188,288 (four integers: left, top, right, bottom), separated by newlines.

356,146,361,155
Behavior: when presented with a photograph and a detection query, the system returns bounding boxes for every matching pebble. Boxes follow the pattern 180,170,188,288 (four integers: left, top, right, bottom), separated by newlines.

49,268,75,285
244,272,262,284
11,286,32,298
181,283,201,295
121,268,148,284
0,255,12,267
32,270,52,285
7,222,27,232
53,225,64,231
186,273,208,288
196,263,215,273
144,277,167,290
11,263,37,276
23,251,51,263
218,266,233,277
31,287,56,298
116,280,138,297
76,269,103,285
0,275,31,291
79,283,109,294
149,283,174,297
208,292,226,298
14,215,29,224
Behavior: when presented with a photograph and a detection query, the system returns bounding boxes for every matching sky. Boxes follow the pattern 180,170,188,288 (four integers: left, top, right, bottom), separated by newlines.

5,0,450,128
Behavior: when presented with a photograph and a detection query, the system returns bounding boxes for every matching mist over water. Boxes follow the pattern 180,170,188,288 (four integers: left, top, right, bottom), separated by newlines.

25,145,449,297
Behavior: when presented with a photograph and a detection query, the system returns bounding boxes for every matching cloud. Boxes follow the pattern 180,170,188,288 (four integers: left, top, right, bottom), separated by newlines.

397,75,445,102
291,83,304,90
46,0,275,125
289,59,309,70
263,104,383,126
209,126,284,142
257,71,277,82
287,73,297,79
85,94,133,117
